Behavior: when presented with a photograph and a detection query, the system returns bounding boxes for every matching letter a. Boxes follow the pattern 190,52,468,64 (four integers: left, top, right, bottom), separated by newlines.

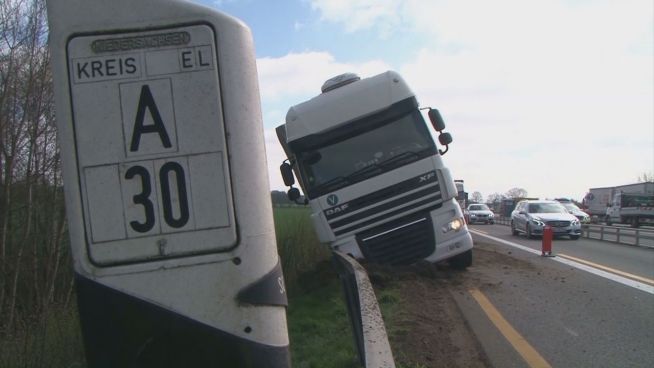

130,85,172,152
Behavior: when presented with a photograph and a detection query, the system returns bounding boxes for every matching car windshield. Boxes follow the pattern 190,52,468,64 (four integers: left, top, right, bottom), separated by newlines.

469,205,490,211
297,110,436,198
561,202,581,211
527,203,568,214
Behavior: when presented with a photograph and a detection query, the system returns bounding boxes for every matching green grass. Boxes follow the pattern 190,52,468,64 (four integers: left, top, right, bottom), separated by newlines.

0,205,406,367
288,278,360,368
0,306,86,368
273,206,332,293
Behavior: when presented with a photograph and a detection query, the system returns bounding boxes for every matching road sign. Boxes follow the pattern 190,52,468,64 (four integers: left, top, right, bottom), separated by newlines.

68,24,236,265
47,1,290,367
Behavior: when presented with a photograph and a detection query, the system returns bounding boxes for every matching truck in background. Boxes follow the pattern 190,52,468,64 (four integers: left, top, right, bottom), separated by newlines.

584,182,654,227
455,180,467,210
276,71,473,268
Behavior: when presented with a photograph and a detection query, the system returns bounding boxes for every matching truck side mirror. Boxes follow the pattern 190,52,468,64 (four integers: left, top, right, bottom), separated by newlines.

428,108,446,131
287,187,300,202
280,162,295,186
438,132,452,146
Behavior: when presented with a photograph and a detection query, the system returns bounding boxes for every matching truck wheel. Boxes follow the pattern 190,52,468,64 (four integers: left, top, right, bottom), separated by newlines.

450,249,472,269
511,221,519,236
631,217,640,228
605,216,612,226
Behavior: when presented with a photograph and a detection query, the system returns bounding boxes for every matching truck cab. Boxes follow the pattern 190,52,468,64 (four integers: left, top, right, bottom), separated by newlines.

276,71,473,267
605,192,654,227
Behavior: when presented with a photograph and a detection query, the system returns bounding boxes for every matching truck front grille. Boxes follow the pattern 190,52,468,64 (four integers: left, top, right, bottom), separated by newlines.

325,171,442,236
356,214,435,265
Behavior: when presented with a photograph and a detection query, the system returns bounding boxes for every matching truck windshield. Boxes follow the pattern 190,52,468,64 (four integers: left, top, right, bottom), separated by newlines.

297,110,436,198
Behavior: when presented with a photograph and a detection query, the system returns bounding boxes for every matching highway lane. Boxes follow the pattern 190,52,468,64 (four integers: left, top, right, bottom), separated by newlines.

450,226,654,367
469,223,654,281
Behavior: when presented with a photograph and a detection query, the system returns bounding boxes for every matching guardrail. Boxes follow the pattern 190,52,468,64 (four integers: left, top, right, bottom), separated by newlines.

581,224,654,248
487,217,654,249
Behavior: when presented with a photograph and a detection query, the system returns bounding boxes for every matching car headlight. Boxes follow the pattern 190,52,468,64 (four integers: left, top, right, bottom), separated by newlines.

489,213,494,218
443,217,465,233
531,218,545,226
571,219,580,226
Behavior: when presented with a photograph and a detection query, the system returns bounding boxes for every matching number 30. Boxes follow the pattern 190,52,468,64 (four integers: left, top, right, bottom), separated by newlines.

125,162,189,232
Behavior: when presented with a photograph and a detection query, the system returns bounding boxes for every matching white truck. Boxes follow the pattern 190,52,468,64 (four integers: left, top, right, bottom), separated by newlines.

276,71,473,268
584,182,654,227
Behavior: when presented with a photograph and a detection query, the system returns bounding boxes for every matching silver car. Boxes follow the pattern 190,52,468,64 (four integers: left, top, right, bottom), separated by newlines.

511,200,581,240
466,204,495,224
557,201,591,224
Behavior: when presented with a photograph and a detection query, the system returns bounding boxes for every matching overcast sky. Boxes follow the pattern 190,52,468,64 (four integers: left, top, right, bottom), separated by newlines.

205,0,653,202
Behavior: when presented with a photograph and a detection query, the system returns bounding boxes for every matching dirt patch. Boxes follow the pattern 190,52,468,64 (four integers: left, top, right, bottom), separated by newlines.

366,242,538,367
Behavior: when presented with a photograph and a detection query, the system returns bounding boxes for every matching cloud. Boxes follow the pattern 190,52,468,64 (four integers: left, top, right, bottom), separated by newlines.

309,0,403,33
263,128,288,191
256,51,390,101
262,0,652,199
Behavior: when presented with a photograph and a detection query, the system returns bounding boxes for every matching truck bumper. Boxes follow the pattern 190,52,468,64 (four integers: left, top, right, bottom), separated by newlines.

423,230,474,264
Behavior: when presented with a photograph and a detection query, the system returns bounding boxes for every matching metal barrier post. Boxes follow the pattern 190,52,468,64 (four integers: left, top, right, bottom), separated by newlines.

542,226,554,257
616,228,620,243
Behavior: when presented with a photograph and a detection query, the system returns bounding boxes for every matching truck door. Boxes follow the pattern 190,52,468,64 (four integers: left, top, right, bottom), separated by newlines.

607,193,621,221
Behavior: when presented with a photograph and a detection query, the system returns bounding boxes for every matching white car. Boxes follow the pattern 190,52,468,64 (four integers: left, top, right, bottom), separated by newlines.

466,204,495,224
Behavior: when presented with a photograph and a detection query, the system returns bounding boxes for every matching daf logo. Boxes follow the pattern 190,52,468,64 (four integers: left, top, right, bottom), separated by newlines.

419,172,436,182
326,204,349,216
326,194,339,206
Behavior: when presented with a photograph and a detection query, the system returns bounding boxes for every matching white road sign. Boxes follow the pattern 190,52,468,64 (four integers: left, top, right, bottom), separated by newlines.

68,24,236,265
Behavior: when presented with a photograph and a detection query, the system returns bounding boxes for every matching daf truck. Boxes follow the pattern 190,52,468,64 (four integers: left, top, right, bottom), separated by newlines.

276,71,473,268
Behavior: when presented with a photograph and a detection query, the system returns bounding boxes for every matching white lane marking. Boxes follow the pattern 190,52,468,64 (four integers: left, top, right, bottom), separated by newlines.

469,230,654,295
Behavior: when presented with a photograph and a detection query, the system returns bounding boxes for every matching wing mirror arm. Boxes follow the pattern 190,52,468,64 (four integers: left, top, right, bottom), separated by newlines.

422,107,453,155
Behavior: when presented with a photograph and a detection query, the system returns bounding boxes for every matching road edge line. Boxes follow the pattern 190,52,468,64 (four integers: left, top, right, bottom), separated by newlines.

470,230,654,295
469,288,552,368
558,253,654,286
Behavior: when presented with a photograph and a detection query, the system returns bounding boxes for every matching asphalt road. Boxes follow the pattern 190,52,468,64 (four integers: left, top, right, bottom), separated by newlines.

472,223,654,280
454,224,654,368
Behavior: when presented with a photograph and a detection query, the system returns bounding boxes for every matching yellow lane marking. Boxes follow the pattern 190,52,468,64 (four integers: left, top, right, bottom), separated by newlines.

469,288,552,368
472,228,489,235
558,253,654,286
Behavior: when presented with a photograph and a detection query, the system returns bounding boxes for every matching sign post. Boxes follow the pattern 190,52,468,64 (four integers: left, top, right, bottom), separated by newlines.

47,1,290,366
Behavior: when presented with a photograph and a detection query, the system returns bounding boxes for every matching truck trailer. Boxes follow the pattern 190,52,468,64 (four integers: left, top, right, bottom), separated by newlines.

276,71,473,267
584,182,654,227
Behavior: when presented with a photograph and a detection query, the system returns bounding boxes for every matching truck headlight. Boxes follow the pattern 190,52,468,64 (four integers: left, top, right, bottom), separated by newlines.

443,217,465,233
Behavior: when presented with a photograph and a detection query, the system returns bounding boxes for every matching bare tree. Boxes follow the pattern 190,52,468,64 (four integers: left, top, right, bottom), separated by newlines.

486,192,506,204
470,191,483,204
505,187,528,199
0,0,69,334
637,172,653,183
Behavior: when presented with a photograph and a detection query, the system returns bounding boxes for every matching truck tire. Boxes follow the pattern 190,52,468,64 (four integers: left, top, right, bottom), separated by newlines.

605,216,612,226
631,217,640,228
450,249,472,269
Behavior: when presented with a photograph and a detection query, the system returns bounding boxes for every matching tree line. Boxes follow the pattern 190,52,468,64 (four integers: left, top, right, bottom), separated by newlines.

1,0,74,335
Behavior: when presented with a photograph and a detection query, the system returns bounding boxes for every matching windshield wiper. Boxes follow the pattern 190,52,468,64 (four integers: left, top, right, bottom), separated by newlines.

312,176,349,194
346,164,382,182
379,151,419,169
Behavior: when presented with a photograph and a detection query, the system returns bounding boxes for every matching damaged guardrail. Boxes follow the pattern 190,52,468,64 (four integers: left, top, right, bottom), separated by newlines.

332,250,396,368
